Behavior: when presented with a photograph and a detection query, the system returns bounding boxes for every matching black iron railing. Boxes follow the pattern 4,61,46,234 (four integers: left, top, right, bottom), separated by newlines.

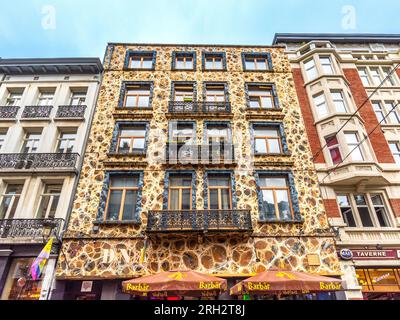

0,106,20,119
0,153,79,170
168,101,231,114
0,218,63,239
166,143,235,164
21,106,53,118
147,210,252,233
56,105,87,118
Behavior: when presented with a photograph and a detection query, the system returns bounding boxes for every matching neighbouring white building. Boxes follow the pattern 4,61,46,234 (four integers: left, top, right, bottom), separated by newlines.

0,58,102,300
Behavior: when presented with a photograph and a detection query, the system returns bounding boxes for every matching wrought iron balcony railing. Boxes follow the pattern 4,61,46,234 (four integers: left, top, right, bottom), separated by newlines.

166,143,235,164
147,210,252,233
0,153,79,170
21,105,53,118
168,101,231,114
0,218,63,239
56,105,87,118
0,106,20,119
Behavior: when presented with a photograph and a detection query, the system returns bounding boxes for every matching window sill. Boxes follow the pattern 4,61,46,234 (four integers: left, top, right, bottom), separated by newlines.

93,220,141,226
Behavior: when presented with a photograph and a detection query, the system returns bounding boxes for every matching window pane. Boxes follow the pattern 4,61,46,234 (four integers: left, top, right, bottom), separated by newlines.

170,176,192,187
256,59,267,70
255,139,267,154
142,58,153,69
209,176,230,187
111,176,139,188
122,190,137,220
209,189,219,210
249,98,261,108
276,190,292,220
261,190,275,219
106,190,123,221
181,189,191,210
261,96,273,109
119,139,131,153
169,189,180,210
36,195,51,219
133,138,145,150
259,177,287,188
337,195,357,227
269,139,281,154
358,207,374,227
125,96,136,107
137,96,150,107
245,60,256,70
131,58,141,68
221,189,231,210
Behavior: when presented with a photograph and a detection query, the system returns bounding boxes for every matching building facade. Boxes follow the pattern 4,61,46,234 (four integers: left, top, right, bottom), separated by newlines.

0,58,103,300
274,34,400,300
54,43,341,300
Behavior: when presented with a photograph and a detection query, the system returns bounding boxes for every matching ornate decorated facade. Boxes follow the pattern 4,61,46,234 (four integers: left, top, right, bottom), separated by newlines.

54,44,341,300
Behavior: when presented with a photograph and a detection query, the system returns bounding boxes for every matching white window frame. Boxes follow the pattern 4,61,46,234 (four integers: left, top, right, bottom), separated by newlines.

389,141,400,165
0,184,24,220
313,92,328,119
69,91,87,105
35,184,63,219
304,58,317,81
331,90,348,113
344,132,364,161
56,130,77,153
37,91,54,106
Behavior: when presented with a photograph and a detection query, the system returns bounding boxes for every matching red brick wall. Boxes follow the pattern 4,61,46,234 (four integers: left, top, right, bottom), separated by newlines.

389,199,400,218
323,199,341,218
343,68,395,164
292,68,326,164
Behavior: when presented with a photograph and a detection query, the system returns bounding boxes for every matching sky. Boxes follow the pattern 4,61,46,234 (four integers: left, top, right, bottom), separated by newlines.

0,0,399,59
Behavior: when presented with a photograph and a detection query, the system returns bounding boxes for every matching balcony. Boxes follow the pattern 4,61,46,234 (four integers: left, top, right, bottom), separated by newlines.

0,153,79,172
147,210,252,233
0,218,63,241
21,105,53,119
168,101,231,115
166,143,236,165
0,106,20,119
56,105,87,119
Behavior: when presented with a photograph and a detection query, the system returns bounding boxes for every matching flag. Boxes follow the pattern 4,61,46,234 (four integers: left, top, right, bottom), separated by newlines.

30,237,54,281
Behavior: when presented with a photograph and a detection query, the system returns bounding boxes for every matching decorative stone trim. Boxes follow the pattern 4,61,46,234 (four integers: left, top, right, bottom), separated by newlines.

202,51,227,71
123,50,157,70
203,170,237,210
254,170,302,223
171,51,197,71
118,81,154,109
96,170,144,223
163,170,197,210
241,52,273,72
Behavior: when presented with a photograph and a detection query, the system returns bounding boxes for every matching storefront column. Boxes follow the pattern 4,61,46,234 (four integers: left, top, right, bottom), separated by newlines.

49,280,66,300
0,250,12,297
39,258,56,300
337,261,363,300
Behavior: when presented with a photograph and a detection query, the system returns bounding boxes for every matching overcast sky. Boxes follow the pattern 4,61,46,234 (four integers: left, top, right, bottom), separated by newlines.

0,0,399,59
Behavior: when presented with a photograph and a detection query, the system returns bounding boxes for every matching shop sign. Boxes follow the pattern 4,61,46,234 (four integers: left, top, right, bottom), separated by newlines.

339,249,353,260
81,281,93,293
351,249,400,260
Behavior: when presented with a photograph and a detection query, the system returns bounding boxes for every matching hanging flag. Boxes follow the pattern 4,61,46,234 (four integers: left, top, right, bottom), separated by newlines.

30,237,54,281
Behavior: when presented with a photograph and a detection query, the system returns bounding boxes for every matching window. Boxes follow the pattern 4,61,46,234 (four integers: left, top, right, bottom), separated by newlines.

168,174,193,210
372,102,386,123
389,142,400,165
331,91,347,113
320,56,334,75
21,131,42,153
0,129,8,151
129,53,154,69
370,68,382,86
337,193,391,228
105,175,140,221
248,85,276,109
243,54,269,71
70,91,87,105
206,124,230,144
174,84,194,102
37,91,54,106
205,84,225,103
0,184,23,219
204,53,224,70
358,68,371,86
382,67,396,86
254,126,282,155
207,174,232,210
325,135,342,165
313,93,328,118
1,258,46,300
385,102,400,124
123,84,151,108
36,184,62,219
174,53,195,70
5,91,23,106
304,58,317,81
344,133,364,161
116,124,146,154
170,123,195,144
258,175,293,221
337,195,357,227
57,130,77,153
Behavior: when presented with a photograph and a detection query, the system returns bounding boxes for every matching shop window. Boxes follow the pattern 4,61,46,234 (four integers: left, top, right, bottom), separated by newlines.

1,258,46,300
356,269,400,293
336,193,391,228
0,184,24,219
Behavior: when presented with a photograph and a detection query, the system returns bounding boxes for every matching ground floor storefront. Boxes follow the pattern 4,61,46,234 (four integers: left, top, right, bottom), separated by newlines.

0,244,58,300
337,247,400,300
